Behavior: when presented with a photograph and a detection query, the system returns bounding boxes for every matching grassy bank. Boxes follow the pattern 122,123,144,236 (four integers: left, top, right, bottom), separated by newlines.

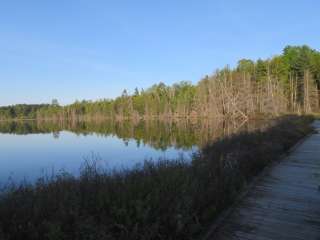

0,115,314,240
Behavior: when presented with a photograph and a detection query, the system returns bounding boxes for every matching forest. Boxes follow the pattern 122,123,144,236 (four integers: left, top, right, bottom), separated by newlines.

1,45,320,120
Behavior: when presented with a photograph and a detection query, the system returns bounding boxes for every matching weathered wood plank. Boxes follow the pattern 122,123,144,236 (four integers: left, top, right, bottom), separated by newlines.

210,120,320,240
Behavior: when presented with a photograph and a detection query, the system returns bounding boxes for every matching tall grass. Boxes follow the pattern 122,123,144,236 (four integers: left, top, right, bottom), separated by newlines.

0,115,314,240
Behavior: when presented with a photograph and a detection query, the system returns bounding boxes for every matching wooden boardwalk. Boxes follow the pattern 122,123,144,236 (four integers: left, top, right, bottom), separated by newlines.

210,121,320,240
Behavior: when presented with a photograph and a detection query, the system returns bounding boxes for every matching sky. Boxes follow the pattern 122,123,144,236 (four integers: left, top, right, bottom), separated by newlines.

0,0,319,106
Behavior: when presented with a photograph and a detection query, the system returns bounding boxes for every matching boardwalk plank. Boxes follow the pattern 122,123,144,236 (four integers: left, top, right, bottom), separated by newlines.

211,121,320,240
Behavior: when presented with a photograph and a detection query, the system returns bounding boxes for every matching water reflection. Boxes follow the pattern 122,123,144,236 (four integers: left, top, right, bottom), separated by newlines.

0,119,270,182
0,119,268,150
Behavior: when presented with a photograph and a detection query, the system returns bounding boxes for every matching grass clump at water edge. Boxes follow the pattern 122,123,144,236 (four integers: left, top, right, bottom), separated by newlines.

0,115,314,240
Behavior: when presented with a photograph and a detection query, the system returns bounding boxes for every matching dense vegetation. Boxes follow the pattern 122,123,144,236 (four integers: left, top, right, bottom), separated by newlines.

1,45,320,120
0,115,313,240
0,104,50,120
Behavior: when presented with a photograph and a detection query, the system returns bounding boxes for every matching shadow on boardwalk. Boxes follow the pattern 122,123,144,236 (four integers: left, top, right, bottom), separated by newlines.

208,121,320,240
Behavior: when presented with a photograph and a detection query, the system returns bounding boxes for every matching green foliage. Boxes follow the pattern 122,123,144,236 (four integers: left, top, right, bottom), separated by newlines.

237,59,255,74
255,59,268,82
283,45,314,75
270,56,290,85
0,104,49,119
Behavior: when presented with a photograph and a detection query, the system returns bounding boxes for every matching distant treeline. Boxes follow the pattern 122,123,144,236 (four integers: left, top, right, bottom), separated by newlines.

1,45,320,120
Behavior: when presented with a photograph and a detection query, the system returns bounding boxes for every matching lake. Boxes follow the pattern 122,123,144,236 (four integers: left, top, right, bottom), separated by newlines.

0,119,263,183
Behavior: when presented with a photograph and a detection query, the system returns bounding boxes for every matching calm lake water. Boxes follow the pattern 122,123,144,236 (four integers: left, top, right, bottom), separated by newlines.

0,119,264,183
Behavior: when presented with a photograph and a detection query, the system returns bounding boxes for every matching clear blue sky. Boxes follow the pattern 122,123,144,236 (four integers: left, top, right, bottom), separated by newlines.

1,0,319,106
